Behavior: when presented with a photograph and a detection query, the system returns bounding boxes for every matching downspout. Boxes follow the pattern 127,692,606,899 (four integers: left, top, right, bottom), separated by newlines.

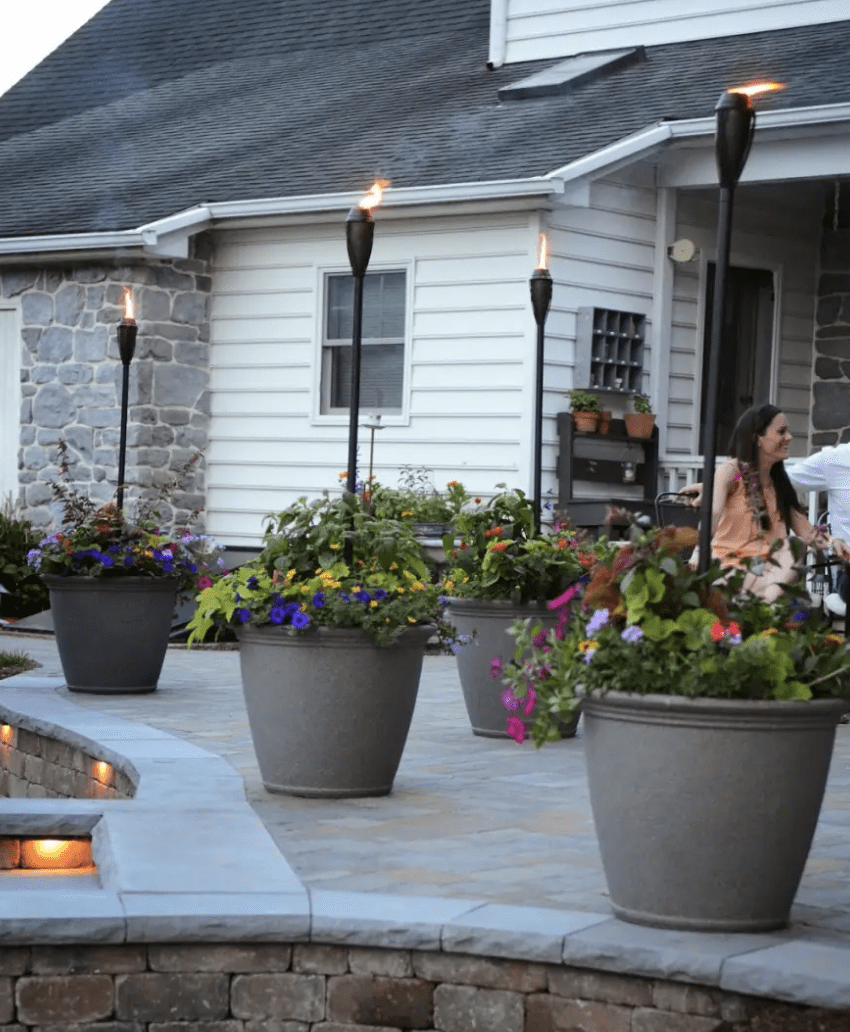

488,0,508,69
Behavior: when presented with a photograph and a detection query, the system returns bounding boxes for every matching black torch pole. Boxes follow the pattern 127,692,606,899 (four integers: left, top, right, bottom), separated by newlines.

530,268,553,534
116,317,137,512
344,205,375,563
698,91,755,573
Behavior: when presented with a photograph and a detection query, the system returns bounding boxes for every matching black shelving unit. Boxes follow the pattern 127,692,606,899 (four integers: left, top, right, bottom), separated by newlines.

556,412,658,537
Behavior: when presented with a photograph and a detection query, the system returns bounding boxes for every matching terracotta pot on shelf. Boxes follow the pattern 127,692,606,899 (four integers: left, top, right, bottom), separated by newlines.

598,410,612,435
623,412,655,439
572,411,600,434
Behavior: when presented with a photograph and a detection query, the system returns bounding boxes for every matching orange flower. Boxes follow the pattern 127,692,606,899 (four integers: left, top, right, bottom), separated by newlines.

578,553,594,568
487,541,509,553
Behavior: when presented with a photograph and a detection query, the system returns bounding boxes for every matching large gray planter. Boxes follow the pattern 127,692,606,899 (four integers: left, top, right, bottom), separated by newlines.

237,623,433,797
582,690,847,931
447,598,575,738
45,575,178,694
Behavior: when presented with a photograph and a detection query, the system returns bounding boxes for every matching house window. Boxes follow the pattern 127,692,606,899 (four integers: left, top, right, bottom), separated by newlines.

321,270,406,414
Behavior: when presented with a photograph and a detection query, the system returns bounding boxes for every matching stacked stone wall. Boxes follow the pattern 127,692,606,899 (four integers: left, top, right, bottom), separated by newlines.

1,240,212,532
0,943,811,1031
812,181,850,446
0,723,134,799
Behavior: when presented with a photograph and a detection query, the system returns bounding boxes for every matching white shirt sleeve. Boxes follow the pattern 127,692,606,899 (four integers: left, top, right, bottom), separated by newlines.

788,452,829,492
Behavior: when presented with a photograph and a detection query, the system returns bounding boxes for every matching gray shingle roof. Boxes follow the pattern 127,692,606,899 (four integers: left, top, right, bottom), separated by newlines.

0,0,848,238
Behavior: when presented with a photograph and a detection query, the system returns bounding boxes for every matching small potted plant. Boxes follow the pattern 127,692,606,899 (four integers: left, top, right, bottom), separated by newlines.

185,491,449,798
500,520,850,931
623,393,655,438
25,441,222,694
567,389,601,433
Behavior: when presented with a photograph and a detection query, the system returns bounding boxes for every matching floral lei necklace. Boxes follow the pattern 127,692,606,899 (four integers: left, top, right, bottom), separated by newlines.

737,461,773,532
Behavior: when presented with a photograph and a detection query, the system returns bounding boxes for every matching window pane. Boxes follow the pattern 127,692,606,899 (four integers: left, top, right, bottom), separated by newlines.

326,271,405,340
330,343,404,409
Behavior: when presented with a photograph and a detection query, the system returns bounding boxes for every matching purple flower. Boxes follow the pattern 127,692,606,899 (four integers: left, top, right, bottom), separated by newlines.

621,625,644,643
236,608,251,623
374,589,389,601
269,606,286,625
354,590,370,603
523,688,537,716
532,629,547,647
490,657,502,679
291,611,311,629
586,608,610,635
247,576,259,589
312,591,325,608
338,593,351,603
502,689,519,712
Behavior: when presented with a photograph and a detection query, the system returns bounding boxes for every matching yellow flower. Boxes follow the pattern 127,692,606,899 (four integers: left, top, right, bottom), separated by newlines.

403,570,414,579
444,580,454,592
390,563,398,570
407,616,416,623
411,581,425,592
396,587,405,594
760,627,779,636
285,569,296,583
300,584,311,593
369,600,378,609
824,633,843,648
329,543,341,550
578,639,598,653
386,617,391,623
401,510,414,518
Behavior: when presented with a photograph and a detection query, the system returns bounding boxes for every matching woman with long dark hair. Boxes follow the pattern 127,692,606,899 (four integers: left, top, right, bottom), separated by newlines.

683,404,849,601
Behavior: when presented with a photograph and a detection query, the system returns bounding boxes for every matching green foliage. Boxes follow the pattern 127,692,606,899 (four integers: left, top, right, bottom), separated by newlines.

0,506,49,616
567,389,601,412
186,492,449,648
368,477,469,525
501,522,850,746
441,486,618,604
632,393,653,414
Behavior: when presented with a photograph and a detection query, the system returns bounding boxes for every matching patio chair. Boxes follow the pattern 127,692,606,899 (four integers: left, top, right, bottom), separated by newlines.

654,491,700,530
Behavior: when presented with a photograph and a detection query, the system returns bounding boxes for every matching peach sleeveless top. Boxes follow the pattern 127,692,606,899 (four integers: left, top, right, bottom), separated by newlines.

711,464,787,567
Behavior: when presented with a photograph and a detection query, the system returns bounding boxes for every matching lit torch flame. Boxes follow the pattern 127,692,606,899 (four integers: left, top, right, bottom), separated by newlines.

728,81,785,99
122,286,135,322
358,179,389,212
537,233,548,271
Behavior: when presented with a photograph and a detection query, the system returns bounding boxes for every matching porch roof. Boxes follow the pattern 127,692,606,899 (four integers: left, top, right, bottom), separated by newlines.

0,0,848,246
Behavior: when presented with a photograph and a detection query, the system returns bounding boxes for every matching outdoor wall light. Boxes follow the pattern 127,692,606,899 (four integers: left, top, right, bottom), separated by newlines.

17,838,94,871
0,724,12,745
94,760,112,784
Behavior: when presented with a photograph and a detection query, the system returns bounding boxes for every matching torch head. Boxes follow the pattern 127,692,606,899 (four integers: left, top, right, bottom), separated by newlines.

529,269,553,327
346,206,375,279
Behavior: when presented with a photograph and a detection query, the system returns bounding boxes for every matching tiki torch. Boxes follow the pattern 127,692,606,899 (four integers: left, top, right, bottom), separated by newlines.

116,286,137,512
698,83,782,572
530,233,552,534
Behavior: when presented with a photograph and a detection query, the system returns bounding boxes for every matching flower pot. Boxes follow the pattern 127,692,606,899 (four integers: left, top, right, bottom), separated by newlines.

237,623,433,797
447,598,578,738
572,411,600,434
598,410,612,435
623,412,655,439
581,690,846,931
44,575,178,694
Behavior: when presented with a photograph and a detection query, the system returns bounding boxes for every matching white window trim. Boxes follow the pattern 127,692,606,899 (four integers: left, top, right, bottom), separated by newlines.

312,261,413,427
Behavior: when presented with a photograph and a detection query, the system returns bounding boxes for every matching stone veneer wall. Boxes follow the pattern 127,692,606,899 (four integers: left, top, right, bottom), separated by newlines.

0,943,812,1031
0,724,134,799
812,180,850,446
2,236,212,531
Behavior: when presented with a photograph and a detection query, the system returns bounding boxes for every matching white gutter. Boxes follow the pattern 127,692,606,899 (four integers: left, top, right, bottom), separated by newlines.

0,229,145,256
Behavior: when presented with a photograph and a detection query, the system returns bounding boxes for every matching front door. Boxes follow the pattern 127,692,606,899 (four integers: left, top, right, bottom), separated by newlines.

700,264,775,455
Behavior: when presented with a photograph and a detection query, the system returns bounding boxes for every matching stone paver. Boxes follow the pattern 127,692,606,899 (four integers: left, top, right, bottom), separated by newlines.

4,629,850,933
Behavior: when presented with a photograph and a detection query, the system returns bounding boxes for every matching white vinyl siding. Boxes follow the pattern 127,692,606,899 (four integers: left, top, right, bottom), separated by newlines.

495,0,846,64
207,214,543,546
0,304,21,505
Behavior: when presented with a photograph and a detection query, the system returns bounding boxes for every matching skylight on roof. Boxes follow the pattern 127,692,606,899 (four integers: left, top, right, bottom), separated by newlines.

498,47,645,102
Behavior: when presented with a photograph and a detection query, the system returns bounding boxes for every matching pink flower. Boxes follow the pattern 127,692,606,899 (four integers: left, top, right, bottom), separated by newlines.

532,629,547,647
523,688,537,716
490,657,502,679
197,576,213,590
506,717,526,743
548,584,580,611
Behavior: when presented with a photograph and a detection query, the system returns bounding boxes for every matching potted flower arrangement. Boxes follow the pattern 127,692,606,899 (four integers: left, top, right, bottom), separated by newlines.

501,519,850,931
567,389,601,433
185,491,449,798
441,485,610,737
623,393,655,439
26,443,223,694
